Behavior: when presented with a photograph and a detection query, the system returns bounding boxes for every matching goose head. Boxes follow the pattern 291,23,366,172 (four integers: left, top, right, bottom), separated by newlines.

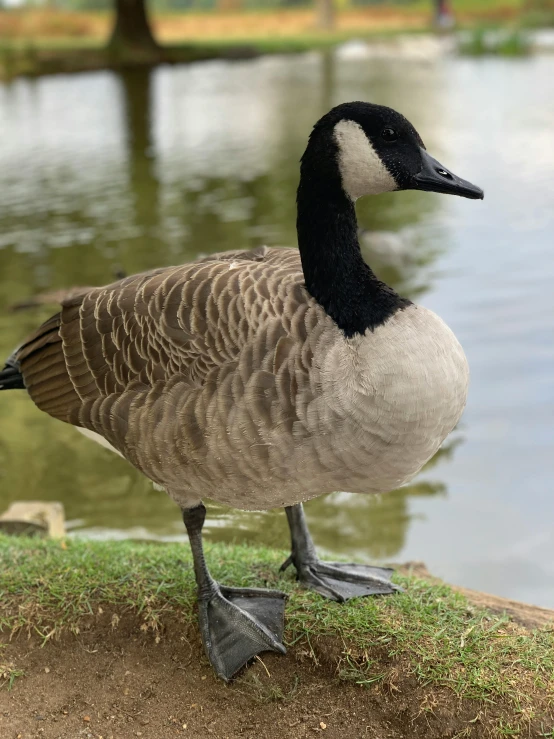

300,101,484,202
297,102,483,337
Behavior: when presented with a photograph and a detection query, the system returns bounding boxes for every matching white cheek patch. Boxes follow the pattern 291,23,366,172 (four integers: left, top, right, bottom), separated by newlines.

334,119,397,200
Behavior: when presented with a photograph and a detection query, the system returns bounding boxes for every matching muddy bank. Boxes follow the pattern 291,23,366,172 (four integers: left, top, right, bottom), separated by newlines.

0,608,550,739
0,538,552,738
1,570,553,738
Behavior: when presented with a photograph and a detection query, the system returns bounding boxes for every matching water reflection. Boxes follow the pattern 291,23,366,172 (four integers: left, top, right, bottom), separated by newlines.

120,69,163,270
1,53,553,606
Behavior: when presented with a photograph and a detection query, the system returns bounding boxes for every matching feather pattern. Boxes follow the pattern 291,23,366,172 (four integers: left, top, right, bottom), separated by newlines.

15,246,469,512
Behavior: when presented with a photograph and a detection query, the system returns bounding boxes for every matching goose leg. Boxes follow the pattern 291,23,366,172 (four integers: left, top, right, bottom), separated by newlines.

280,503,401,602
182,503,287,681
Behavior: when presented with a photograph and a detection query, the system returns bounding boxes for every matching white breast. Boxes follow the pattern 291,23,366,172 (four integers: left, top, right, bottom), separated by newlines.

311,304,469,493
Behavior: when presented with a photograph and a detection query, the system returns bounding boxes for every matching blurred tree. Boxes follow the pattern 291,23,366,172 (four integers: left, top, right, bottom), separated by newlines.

316,0,335,29
108,0,160,59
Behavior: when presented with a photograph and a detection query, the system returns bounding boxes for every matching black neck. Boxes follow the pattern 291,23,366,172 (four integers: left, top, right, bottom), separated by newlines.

296,172,409,338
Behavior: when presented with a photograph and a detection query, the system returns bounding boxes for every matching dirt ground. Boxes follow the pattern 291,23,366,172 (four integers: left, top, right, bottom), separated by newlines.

0,619,494,739
1,590,553,739
1,564,552,739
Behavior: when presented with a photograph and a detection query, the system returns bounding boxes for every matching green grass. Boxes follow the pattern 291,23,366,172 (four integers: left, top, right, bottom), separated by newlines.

0,533,552,730
459,27,531,55
0,18,548,81
1,0,551,80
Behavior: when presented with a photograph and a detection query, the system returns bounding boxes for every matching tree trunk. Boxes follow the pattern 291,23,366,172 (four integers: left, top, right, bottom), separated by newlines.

315,0,335,30
108,0,160,60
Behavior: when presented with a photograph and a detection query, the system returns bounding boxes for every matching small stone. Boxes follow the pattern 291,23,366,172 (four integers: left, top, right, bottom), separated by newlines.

44,667,50,674
83,716,91,722
320,722,327,730
201,676,207,681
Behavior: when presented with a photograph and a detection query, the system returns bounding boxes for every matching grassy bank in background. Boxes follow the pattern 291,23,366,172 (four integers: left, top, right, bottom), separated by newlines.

459,27,532,54
0,534,552,736
0,39,229,79
0,29,417,81
0,1,547,80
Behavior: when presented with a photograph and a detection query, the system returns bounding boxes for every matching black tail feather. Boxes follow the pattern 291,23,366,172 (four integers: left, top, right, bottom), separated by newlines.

0,363,25,390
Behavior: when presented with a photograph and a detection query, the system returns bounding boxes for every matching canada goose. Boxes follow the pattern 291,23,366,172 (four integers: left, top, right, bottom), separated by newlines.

0,102,483,681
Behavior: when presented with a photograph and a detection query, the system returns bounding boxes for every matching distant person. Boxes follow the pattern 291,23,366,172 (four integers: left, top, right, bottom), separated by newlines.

435,0,455,29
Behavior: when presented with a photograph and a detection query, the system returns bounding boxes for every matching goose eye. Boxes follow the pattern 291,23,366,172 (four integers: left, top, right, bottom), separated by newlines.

381,127,398,142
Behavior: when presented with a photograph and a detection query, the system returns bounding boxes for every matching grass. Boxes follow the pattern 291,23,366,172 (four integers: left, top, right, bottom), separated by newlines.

237,671,300,703
521,0,554,27
0,533,552,734
459,26,531,55
0,1,546,81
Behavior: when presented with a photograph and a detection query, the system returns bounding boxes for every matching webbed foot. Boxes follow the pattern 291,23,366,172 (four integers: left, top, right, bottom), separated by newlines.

182,503,287,681
280,503,402,602
199,584,286,681
280,555,400,602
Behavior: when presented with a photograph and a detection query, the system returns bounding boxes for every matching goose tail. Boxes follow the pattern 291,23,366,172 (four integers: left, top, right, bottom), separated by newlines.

0,359,25,391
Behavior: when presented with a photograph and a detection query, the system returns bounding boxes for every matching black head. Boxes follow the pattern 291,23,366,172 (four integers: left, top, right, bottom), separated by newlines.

302,101,484,201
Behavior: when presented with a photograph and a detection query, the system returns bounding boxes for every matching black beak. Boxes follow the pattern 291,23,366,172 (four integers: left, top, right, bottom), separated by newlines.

412,148,484,200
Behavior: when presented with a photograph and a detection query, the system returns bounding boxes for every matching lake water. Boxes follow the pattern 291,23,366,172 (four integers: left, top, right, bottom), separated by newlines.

0,51,553,608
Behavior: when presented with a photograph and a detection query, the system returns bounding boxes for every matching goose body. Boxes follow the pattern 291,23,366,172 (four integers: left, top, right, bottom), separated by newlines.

1,101,483,680
22,247,468,511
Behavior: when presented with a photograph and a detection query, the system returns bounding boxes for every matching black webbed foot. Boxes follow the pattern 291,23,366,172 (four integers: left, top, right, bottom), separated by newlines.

198,584,286,681
280,504,402,603
182,503,287,681
280,555,400,602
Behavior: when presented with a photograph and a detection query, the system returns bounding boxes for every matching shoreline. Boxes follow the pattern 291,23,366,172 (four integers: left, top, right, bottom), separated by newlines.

1,535,552,738
1,4,551,82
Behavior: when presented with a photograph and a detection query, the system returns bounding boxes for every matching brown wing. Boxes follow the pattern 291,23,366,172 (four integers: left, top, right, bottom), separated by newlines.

16,247,312,454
